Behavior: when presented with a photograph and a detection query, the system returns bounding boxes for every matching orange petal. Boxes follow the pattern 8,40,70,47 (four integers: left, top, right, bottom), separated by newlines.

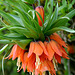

55,53,61,64
35,69,40,75
39,53,48,62
62,53,69,59
27,53,36,72
47,60,56,74
27,42,35,58
20,49,25,62
50,40,62,56
56,43,69,59
38,41,48,56
35,6,44,26
47,43,54,60
22,52,28,72
34,42,43,56
44,41,48,48
50,33,67,48
40,60,49,72
12,45,22,60
5,44,15,59
57,44,68,56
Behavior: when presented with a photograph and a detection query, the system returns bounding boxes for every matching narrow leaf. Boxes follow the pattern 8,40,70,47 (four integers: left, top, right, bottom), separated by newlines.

45,26,75,36
65,9,75,19
0,44,8,54
51,17,70,28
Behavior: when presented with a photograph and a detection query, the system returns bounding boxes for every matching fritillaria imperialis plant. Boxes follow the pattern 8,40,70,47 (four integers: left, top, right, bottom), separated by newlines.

0,0,75,75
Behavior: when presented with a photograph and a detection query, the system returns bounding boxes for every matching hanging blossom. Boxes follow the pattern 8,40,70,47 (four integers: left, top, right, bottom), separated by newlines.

5,6,69,75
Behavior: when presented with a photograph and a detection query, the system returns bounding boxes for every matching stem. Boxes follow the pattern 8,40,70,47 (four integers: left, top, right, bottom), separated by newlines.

68,59,70,75
2,50,10,75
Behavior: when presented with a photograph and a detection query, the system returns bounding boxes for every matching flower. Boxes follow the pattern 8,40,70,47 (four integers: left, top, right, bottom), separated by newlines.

67,44,75,54
5,5,69,75
49,33,69,63
27,41,55,75
5,44,25,71
35,6,44,26
27,41,56,75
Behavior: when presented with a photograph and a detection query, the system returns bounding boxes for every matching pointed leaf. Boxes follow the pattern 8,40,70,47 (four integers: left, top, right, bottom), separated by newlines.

0,10,20,25
0,44,8,54
0,40,14,44
65,9,75,19
51,17,70,28
14,39,32,49
44,3,58,33
9,27,39,39
45,26,75,36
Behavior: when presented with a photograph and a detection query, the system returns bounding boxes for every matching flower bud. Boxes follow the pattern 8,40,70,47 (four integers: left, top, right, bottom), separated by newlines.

35,6,44,26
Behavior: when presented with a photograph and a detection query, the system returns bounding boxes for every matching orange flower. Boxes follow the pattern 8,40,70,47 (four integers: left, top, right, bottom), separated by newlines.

35,6,44,26
67,44,75,54
27,41,56,75
49,33,69,63
5,33,69,75
5,44,25,71
50,33,67,48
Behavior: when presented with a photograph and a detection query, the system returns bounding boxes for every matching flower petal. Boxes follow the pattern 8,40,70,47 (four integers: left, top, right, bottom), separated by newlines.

27,42,35,58
50,40,62,56
50,33,67,48
47,42,54,60
38,41,48,56
55,53,61,64
12,45,22,60
34,42,43,56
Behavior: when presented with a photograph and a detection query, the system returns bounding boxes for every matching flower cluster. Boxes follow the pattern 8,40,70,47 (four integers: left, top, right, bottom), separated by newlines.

5,6,69,75
5,33,69,75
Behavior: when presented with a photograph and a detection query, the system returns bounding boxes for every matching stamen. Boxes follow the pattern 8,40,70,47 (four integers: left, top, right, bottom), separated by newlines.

35,55,41,69
32,72,34,75
53,57,57,71
43,72,45,75
17,56,21,71
49,72,51,75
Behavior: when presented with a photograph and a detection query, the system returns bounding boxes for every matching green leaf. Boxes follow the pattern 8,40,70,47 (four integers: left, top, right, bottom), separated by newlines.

45,26,75,36
22,0,35,4
14,39,32,49
9,27,39,39
0,10,20,25
65,9,75,19
44,0,48,12
0,40,14,44
4,33,26,40
0,44,8,54
9,14,24,27
51,17,70,28
50,0,53,14
0,27,7,32
44,3,58,33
